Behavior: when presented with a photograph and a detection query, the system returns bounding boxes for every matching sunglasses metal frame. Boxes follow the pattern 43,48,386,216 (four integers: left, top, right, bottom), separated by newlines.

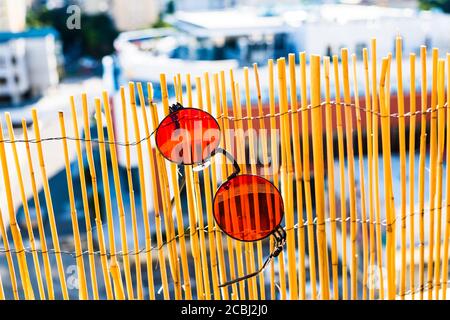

155,103,286,287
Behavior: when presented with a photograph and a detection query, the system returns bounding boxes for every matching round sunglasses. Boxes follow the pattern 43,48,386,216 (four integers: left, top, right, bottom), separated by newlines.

155,103,286,287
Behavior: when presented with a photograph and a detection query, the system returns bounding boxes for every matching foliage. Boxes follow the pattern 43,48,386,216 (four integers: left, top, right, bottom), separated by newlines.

419,0,450,13
26,6,119,60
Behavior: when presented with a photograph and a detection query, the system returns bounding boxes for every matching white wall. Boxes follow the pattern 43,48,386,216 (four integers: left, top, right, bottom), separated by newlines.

25,35,59,96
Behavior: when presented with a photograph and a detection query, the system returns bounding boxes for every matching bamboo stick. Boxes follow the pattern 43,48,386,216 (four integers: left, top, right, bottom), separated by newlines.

94,98,125,300
370,38,385,299
310,54,330,299
287,54,307,300
135,83,171,300
275,58,295,300
396,37,408,299
119,87,144,299
299,53,318,300
379,57,396,300
427,48,439,300
149,80,192,299
202,72,222,300
178,76,207,300
212,73,231,300
408,53,417,300
102,91,134,299
0,172,19,300
233,80,258,300
31,108,68,299
362,48,376,300
81,98,114,300
243,67,260,301
332,54,348,299
58,111,89,300
283,54,300,300
193,76,213,300
433,59,445,298
157,75,183,300
4,113,45,300
69,96,99,300
324,56,339,300
268,60,279,299
341,48,358,300
351,54,369,300
22,119,54,299
442,53,450,300
134,82,159,300
219,70,239,300
0,119,35,300
228,71,250,300
418,46,428,300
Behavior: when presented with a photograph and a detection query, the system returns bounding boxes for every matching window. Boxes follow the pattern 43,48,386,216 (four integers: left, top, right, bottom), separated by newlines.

11,56,17,65
0,77,7,86
14,75,20,84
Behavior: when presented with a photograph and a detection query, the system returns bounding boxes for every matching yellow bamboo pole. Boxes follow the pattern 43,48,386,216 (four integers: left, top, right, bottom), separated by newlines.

157,75,183,300
69,96,99,300
341,48,358,300
442,53,450,300
310,54,330,300
242,67,260,301
427,48,439,300
58,111,89,300
22,119,54,299
119,87,143,299
395,37,408,299
31,108,68,299
219,70,239,300
282,54,299,300
418,45,428,300
232,80,258,300
362,48,376,300
433,59,445,298
268,60,279,299
4,113,45,300
134,83,170,300
379,57,396,300
228,71,250,300
94,98,125,300
0,120,35,300
0,170,19,300
299,53,318,300
134,83,158,300
0,269,3,300
287,54,307,300
324,56,339,300
332,54,348,299
275,58,293,300
81,98,114,300
102,91,134,299
408,53,417,300
194,76,213,300
212,73,231,300
201,72,222,299
351,54,369,300
370,38,385,299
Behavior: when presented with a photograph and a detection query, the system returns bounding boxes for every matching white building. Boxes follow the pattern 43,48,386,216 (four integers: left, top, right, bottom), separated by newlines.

0,28,60,104
0,0,27,32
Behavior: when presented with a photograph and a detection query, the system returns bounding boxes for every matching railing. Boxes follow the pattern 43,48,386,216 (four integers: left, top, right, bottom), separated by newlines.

0,37,449,300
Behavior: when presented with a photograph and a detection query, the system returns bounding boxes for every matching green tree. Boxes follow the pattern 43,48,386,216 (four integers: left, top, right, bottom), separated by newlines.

419,0,450,13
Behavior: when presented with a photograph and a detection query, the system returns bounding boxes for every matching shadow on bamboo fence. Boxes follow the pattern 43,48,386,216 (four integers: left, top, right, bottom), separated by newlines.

0,37,449,300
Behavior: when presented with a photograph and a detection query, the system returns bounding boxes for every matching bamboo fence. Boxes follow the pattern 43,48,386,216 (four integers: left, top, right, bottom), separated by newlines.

0,38,449,300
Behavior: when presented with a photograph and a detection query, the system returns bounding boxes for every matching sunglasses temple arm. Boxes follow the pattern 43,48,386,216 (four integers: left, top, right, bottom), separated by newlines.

211,147,241,178
218,253,274,288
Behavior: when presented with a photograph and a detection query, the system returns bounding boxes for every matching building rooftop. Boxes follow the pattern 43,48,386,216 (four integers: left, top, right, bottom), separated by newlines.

0,27,59,43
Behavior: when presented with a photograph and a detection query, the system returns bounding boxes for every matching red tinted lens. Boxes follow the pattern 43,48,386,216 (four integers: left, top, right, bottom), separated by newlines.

213,175,284,242
155,108,221,164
